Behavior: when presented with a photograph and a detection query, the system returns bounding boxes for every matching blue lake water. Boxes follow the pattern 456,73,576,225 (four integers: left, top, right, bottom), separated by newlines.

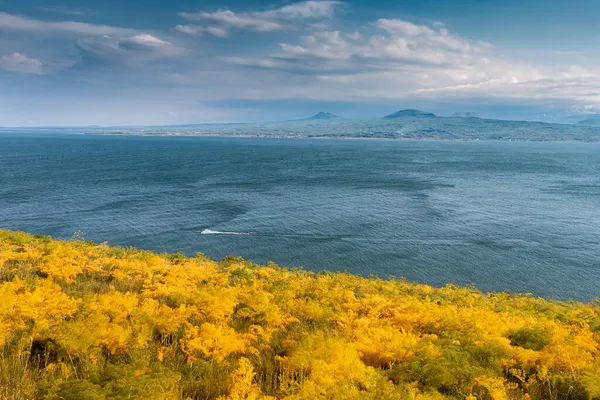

2,132,600,301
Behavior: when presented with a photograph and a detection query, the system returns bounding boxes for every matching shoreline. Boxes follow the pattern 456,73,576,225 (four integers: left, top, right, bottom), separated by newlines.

82,131,600,143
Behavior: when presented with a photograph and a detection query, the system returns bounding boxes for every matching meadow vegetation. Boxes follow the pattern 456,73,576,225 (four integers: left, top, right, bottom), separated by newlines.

1,229,600,399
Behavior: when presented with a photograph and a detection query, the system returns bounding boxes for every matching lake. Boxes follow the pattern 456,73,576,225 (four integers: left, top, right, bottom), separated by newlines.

2,132,600,301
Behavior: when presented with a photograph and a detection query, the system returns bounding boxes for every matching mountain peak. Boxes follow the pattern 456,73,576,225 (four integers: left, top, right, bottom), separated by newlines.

384,109,436,119
307,112,340,120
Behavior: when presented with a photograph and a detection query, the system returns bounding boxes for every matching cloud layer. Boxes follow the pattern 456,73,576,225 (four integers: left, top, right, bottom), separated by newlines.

220,18,541,99
74,33,185,65
178,0,342,35
2,0,600,125
0,11,133,35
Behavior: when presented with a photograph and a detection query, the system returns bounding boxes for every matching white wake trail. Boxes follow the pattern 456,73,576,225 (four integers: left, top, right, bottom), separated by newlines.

201,229,252,235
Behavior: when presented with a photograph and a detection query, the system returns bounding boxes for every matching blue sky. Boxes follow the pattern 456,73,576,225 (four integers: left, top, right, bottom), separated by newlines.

1,0,600,126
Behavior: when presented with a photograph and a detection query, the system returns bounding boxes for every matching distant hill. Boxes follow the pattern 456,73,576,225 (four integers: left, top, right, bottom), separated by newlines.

384,109,436,119
577,119,600,126
452,112,479,118
85,115,600,142
567,114,600,122
306,112,340,120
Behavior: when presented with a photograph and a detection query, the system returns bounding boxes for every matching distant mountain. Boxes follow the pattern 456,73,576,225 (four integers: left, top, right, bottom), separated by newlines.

568,114,600,124
307,112,340,120
384,109,436,119
86,116,600,142
577,119,600,126
452,112,479,118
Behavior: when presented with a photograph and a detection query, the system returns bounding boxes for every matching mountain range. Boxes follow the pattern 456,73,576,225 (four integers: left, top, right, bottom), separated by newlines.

577,119,600,126
383,109,436,119
305,110,480,120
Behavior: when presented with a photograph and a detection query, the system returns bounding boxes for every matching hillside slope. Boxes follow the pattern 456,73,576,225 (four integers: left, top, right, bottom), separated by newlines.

1,230,600,399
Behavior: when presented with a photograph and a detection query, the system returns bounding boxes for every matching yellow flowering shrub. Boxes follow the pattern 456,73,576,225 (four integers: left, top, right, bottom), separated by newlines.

181,322,254,362
219,357,274,400
1,229,600,399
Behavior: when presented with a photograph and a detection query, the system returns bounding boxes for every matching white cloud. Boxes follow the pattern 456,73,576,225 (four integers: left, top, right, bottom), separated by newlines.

77,33,185,63
377,19,492,54
255,19,493,69
376,19,431,37
177,1,343,35
217,18,597,105
180,10,282,32
223,56,286,68
119,34,185,56
174,24,198,35
0,52,43,74
122,33,172,48
258,1,342,19
0,12,187,69
0,11,134,35
279,31,354,60
413,74,600,105
174,24,229,37
345,31,362,40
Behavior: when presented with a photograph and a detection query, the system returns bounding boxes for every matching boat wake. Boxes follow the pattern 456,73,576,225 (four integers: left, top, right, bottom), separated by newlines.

200,229,252,235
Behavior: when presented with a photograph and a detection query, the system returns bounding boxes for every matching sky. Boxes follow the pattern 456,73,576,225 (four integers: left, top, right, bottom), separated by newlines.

2,0,600,126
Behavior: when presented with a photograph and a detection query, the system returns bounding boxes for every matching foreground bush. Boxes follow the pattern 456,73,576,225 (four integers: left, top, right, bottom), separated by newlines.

1,229,600,399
